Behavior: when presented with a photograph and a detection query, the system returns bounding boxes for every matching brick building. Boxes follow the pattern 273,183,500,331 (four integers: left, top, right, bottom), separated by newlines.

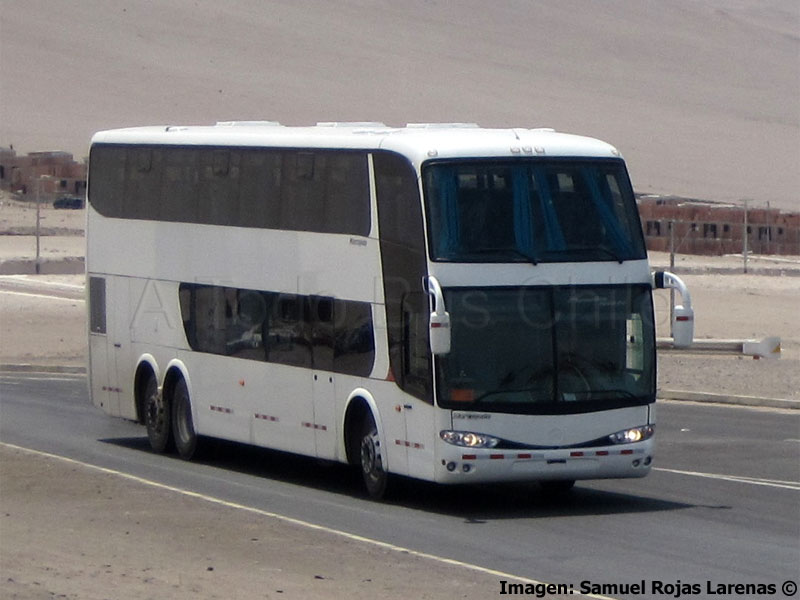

0,147,87,200
638,196,800,256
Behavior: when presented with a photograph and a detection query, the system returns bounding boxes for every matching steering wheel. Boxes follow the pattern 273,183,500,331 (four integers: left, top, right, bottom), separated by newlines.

558,354,592,397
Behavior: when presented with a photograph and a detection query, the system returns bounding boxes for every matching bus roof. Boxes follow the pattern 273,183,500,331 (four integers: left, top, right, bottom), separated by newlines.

90,122,623,165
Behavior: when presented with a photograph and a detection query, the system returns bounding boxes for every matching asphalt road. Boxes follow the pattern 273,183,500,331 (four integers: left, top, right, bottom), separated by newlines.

1,372,798,596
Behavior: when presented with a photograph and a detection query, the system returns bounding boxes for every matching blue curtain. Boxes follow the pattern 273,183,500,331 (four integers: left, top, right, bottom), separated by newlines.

532,166,566,251
512,167,534,255
435,167,460,258
580,168,632,255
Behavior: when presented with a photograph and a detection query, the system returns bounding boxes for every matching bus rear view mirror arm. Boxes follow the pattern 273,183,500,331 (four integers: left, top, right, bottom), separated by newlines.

425,275,451,355
653,271,694,348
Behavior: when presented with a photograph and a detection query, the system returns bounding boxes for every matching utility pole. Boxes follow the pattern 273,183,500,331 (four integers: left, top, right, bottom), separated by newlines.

669,219,675,336
742,198,749,274
34,175,53,274
35,177,42,274
766,200,770,255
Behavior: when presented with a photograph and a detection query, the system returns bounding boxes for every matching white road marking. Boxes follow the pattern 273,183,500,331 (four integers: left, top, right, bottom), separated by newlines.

0,290,84,302
0,441,617,600
654,467,800,491
0,375,83,382
0,275,83,289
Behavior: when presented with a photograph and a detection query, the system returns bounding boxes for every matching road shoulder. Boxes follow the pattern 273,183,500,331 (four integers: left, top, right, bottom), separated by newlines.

0,444,509,600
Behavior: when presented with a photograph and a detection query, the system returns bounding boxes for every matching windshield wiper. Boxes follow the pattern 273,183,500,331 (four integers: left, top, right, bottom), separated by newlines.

469,247,539,265
562,389,642,401
472,387,544,403
562,245,625,264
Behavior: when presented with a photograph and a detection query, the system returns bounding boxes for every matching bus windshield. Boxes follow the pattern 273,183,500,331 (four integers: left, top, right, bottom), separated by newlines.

423,159,646,263
435,285,655,415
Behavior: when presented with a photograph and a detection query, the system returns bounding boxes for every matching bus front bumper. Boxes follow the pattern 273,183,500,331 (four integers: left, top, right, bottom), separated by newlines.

433,440,654,484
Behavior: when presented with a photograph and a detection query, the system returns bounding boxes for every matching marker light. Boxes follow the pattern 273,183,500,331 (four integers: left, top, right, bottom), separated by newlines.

608,425,654,445
440,430,500,449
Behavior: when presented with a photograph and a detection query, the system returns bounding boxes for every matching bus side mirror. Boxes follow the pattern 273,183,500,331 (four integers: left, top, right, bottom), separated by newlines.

672,305,694,349
425,275,451,355
429,312,452,355
654,271,694,349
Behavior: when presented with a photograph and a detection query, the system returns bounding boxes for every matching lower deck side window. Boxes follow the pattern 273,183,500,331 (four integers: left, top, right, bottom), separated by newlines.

179,283,374,377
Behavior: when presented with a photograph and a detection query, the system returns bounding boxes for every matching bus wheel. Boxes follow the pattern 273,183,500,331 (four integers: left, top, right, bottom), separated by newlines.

144,374,172,453
359,415,388,499
171,377,199,460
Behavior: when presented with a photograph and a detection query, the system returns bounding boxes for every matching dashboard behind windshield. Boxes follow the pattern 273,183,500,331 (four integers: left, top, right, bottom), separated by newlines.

435,285,656,415
423,158,646,263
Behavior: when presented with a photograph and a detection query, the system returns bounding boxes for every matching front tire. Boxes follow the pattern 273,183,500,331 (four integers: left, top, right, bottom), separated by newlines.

144,374,172,453
359,415,388,499
171,377,199,460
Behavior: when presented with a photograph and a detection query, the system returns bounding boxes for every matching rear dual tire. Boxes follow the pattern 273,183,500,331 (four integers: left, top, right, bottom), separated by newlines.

144,374,199,460
171,377,199,460
144,374,172,453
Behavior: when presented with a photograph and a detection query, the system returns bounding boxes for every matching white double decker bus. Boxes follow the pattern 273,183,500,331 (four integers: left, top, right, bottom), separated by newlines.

87,122,692,498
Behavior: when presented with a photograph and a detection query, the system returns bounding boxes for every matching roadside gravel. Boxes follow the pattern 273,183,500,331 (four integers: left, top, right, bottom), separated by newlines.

1,445,511,600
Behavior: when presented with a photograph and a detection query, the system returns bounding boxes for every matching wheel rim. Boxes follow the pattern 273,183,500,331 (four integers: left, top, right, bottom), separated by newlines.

145,385,166,436
360,432,382,483
143,375,172,453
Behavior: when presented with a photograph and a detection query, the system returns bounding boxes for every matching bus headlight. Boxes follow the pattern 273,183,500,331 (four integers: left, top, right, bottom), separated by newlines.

608,425,654,444
440,430,500,448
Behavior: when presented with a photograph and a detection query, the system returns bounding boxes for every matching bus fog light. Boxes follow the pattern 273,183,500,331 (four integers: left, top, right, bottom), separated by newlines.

632,459,641,467
608,425,654,445
446,462,457,472
644,456,652,466
462,464,472,473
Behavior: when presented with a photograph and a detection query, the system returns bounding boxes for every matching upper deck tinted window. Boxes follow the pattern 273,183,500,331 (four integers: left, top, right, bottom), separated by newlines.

423,158,646,264
88,145,370,236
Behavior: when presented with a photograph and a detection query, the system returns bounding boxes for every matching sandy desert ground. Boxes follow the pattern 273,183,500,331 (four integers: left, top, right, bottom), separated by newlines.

0,444,510,600
2,1,799,211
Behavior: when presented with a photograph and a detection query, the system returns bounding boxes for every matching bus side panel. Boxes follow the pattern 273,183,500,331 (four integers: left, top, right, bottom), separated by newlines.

251,362,316,455
87,274,112,414
109,276,135,420
403,399,437,481
88,332,113,414
181,353,251,445
89,216,382,307
129,279,188,351
122,277,188,421
311,369,337,459
184,354,317,454
88,274,131,418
